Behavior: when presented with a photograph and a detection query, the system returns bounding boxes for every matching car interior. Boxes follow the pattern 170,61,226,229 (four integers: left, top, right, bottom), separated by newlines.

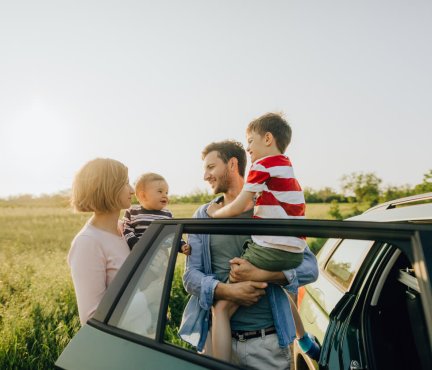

365,247,431,370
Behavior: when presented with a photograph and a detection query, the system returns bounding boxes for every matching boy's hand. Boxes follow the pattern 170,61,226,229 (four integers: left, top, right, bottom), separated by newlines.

206,202,223,217
181,243,191,256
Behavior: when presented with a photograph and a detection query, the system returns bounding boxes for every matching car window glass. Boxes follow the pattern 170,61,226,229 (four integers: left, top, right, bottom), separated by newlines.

113,231,175,339
325,239,374,290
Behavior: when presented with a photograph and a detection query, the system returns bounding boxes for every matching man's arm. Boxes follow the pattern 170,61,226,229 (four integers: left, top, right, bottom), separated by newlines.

183,204,267,310
229,258,288,284
214,280,267,306
229,246,319,293
284,245,318,293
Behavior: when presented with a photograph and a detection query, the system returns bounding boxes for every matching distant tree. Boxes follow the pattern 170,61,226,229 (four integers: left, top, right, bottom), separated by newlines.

303,187,319,203
380,184,414,203
170,189,214,204
328,200,343,220
304,187,345,203
414,169,432,194
341,172,382,206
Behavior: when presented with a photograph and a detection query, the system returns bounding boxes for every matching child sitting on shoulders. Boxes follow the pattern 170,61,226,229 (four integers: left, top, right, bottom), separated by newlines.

207,113,319,362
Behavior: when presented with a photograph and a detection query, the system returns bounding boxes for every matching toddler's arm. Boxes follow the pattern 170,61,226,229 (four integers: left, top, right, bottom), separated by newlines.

122,209,139,249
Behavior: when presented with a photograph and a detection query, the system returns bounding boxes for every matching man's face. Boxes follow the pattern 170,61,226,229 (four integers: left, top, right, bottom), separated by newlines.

203,151,230,194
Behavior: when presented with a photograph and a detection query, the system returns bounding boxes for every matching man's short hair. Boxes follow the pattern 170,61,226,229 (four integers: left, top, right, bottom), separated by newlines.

202,140,247,177
135,172,167,194
71,158,129,213
247,112,292,153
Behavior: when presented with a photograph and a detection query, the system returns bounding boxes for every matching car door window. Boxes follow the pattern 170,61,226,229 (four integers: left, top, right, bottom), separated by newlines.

324,239,374,290
109,226,177,339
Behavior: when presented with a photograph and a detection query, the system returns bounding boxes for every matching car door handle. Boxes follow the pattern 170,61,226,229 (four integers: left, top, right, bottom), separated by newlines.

350,360,364,370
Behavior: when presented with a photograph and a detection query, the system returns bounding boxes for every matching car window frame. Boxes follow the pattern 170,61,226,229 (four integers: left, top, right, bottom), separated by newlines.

85,219,432,368
322,238,376,292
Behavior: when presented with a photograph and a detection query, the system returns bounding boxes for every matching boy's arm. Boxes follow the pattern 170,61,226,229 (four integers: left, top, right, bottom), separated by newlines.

207,190,254,218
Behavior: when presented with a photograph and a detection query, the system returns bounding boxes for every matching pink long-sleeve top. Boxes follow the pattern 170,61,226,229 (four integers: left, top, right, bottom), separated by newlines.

68,222,130,325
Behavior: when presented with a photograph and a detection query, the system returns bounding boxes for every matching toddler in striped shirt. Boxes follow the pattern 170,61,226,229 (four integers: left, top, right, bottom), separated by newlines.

207,113,320,362
123,172,191,255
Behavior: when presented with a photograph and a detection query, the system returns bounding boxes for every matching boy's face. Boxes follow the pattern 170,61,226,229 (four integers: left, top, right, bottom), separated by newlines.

138,180,169,211
246,130,270,163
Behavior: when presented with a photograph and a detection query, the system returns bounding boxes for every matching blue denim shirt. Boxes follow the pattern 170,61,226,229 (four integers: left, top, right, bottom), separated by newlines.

179,199,319,351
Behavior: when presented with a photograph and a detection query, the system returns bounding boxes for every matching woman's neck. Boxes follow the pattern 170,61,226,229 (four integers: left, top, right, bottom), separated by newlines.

90,211,121,236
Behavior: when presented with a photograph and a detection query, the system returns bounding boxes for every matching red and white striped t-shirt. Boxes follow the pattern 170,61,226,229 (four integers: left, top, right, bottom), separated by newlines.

243,154,307,253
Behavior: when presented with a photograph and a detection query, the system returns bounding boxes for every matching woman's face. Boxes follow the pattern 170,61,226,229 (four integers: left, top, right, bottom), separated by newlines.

119,181,134,210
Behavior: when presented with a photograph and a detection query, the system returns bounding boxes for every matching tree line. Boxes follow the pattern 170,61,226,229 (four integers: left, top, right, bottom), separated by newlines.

1,170,430,208
169,169,432,206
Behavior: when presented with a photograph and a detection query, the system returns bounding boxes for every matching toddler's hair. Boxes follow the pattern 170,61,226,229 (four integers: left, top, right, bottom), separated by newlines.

135,172,167,194
247,112,292,153
71,158,128,213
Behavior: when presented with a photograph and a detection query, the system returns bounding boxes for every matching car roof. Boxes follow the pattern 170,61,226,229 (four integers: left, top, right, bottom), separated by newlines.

348,192,432,222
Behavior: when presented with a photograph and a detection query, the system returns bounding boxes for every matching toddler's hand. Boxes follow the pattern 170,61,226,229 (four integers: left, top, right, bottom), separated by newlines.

206,202,223,217
181,243,191,256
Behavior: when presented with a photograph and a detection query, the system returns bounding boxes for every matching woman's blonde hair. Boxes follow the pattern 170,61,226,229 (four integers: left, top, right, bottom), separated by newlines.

71,158,128,213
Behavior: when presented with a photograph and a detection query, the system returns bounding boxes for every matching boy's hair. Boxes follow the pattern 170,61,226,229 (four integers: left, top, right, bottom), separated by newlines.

202,140,247,177
247,112,292,153
135,172,167,195
71,158,128,213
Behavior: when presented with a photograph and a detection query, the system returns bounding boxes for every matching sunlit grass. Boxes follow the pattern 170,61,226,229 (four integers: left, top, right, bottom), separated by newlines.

0,202,357,368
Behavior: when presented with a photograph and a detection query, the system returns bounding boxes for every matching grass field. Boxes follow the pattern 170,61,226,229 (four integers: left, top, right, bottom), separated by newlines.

0,202,356,368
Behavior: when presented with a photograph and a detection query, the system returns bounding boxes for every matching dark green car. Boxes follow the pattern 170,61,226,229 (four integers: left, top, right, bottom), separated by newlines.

294,193,432,370
56,210,432,369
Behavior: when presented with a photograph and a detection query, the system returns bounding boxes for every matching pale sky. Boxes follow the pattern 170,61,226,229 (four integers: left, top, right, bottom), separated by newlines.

1,0,431,198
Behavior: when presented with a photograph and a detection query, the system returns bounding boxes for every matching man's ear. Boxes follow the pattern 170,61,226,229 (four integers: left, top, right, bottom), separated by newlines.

228,157,239,173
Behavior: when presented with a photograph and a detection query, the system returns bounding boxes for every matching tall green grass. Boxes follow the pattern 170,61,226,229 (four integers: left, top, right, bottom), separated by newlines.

0,208,87,369
0,202,353,368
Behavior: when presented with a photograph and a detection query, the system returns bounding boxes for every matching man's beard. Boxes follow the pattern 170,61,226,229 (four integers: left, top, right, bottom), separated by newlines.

213,170,230,194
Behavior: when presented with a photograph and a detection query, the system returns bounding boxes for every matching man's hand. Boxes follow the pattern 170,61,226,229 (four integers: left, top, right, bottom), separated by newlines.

229,257,288,285
214,281,267,306
229,257,261,283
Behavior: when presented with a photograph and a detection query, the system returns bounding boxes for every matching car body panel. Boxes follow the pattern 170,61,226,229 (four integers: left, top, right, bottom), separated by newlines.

56,325,208,370
295,194,432,370
56,218,432,370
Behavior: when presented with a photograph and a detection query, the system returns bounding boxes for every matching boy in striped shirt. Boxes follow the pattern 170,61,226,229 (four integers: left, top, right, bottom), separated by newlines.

207,113,319,362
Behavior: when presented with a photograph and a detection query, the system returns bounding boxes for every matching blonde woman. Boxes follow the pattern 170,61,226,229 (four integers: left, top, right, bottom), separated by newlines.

68,158,134,325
